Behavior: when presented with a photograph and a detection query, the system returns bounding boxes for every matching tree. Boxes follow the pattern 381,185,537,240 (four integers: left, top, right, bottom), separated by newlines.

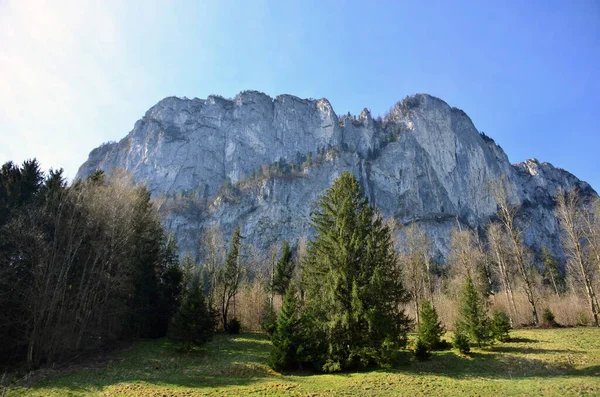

448,226,491,301
417,300,445,350
398,223,432,325
455,275,491,347
217,227,243,331
486,222,518,325
541,247,563,297
490,179,540,326
270,286,303,371
272,240,295,296
170,277,215,351
555,188,599,327
302,171,410,372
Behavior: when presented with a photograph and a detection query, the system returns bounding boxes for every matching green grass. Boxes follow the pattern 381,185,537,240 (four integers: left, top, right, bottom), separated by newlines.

5,328,600,396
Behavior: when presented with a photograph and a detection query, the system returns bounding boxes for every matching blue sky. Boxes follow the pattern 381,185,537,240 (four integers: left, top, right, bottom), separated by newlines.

1,0,599,190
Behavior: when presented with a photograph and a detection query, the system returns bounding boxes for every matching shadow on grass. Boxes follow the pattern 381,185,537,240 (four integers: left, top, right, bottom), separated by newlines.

13,332,600,395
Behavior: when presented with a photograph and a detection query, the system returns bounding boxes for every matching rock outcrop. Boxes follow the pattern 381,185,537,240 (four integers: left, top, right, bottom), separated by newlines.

77,91,596,262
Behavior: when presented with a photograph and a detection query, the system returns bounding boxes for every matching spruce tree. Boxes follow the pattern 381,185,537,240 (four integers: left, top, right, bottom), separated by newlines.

270,286,303,371
272,240,294,296
170,278,215,351
455,275,491,347
302,171,409,372
417,300,445,350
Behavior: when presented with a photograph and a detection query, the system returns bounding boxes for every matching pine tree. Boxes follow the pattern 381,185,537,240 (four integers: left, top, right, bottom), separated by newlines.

302,171,409,372
417,301,445,350
455,275,491,347
272,240,294,296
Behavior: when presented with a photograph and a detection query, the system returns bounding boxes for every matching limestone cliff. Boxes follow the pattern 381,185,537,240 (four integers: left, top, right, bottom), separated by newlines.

77,91,596,261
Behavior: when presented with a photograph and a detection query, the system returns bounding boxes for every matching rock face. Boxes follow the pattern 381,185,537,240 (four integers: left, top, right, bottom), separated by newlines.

77,91,596,262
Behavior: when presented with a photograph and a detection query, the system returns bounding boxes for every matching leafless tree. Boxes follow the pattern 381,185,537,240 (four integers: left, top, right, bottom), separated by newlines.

555,188,599,327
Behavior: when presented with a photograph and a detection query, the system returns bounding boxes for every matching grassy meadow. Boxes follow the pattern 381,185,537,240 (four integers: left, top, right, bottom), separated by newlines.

4,328,600,396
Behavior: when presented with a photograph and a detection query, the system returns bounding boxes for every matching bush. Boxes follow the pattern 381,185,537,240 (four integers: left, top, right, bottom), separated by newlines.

491,311,511,342
414,338,431,361
542,308,558,327
417,301,445,350
227,318,242,335
452,328,471,354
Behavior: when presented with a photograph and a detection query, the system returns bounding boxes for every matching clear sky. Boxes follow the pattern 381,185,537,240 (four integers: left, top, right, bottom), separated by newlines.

1,0,599,190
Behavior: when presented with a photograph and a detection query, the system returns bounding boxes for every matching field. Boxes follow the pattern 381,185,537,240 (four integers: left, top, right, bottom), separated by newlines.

5,328,600,396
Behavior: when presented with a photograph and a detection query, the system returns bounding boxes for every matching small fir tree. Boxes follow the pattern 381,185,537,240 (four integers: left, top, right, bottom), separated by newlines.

272,240,295,296
456,275,492,347
270,286,303,371
170,278,215,351
417,301,446,350
491,310,511,342
452,327,471,354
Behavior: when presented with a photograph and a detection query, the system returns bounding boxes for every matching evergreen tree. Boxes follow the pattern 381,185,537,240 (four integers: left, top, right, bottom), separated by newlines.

455,275,491,347
491,310,511,342
302,171,409,372
170,278,215,351
417,301,445,350
270,286,303,371
272,240,294,296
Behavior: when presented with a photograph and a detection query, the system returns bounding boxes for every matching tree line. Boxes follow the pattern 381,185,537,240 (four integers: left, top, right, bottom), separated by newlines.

0,161,186,369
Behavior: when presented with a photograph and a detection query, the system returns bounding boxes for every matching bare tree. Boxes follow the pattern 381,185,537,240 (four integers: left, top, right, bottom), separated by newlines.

555,188,599,327
199,223,225,308
490,179,540,326
448,226,489,294
398,222,432,325
486,222,518,324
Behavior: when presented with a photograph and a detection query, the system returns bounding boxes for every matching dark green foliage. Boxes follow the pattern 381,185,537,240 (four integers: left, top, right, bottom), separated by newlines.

414,338,431,361
491,310,512,342
0,161,183,368
301,171,410,372
452,328,471,354
417,301,446,350
227,318,242,335
261,301,277,335
542,308,559,328
170,278,215,351
456,276,492,347
272,240,294,296
270,287,304,371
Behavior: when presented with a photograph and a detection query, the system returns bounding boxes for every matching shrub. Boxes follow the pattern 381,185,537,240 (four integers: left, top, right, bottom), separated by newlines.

452,328,471,354
227,318,242,335
542,308,558,327
417,301,446,350
491,310,511,342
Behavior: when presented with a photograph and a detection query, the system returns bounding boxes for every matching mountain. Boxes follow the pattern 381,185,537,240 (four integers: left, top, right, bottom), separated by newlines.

77,91,596,261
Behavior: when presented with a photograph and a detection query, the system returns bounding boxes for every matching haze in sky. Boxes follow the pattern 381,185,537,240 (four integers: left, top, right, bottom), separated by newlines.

1,0,599,190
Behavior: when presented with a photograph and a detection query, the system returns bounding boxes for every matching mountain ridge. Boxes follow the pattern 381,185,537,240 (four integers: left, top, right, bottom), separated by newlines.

77,91,596,261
